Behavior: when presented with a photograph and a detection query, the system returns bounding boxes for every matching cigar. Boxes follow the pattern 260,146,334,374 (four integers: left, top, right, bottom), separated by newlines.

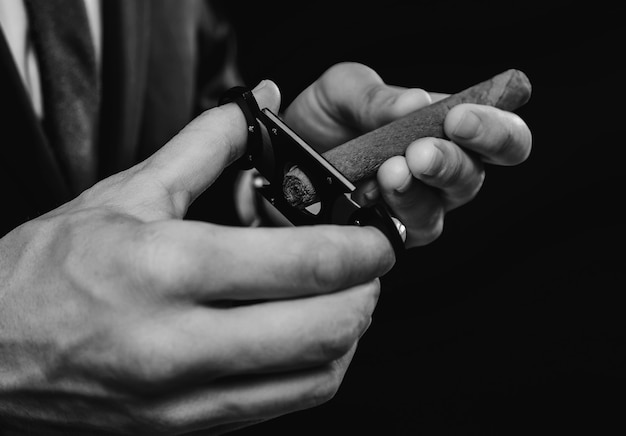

283,69,532,208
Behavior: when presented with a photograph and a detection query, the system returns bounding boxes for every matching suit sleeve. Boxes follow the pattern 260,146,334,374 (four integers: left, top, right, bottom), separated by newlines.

195,0,245,112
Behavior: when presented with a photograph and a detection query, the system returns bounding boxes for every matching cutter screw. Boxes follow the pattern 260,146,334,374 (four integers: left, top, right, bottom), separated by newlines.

354,219,361,226
326,177,333,185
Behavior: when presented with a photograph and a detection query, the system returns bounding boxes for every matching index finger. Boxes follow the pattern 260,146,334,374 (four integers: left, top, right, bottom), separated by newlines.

142,80,281,212
136,220,396,301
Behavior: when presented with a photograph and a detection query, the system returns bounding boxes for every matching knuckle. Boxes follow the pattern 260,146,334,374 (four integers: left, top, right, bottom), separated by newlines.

133,223,191,292
188,107,240,163
306,363,345,407
132,225,169,287
317,283,379,360
125,357,176,391
317,323,358,361
307,236,349,291
112,327,180,391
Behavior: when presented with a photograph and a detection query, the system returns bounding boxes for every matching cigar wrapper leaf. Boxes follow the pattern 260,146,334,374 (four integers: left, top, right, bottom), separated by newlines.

283,69,532,208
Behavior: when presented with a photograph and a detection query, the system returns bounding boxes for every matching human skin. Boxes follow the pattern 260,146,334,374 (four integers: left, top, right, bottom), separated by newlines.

0,63,531,435
283,69,531,208
277,62,532,248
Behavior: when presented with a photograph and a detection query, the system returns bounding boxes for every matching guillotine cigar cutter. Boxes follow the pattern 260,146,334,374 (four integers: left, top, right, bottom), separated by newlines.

219,86,407,256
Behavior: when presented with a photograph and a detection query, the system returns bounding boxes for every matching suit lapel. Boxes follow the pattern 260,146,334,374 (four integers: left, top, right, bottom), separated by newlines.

0,0,151,227
99,0,150,177
0,26,71,217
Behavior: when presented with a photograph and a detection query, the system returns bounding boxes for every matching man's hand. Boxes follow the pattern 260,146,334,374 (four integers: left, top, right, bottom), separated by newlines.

284,62,532,247
0,81,395,435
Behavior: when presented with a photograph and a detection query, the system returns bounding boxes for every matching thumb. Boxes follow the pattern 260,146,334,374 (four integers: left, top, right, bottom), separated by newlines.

141,80,281,214
285,62,432,150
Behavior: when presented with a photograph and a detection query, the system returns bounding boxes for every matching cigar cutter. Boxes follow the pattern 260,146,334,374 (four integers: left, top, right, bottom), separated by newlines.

219,86,406,256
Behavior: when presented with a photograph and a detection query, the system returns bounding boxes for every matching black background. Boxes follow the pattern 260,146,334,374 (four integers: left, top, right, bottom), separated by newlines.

215,2,625,434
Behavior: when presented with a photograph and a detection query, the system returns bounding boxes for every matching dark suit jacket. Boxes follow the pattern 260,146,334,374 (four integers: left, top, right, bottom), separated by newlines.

0,0,238,236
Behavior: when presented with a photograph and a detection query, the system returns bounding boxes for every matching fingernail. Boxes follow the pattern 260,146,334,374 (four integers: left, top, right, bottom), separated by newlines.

395,174,413,193
416,144,444,177
453,110,481,139
252,80,268,92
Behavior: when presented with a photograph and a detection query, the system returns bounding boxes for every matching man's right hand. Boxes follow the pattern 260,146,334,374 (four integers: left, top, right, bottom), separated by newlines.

0,81,395,435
